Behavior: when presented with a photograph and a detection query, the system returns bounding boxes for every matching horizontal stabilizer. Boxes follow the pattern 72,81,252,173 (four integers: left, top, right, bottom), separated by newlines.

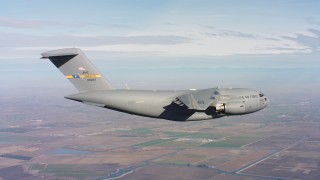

41,48,80,59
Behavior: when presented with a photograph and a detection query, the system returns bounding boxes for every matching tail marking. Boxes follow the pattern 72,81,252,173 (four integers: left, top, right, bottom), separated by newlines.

65,74,102,79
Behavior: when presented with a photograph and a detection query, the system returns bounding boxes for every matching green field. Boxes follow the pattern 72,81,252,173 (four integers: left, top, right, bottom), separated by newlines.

55,173,105,178
118,128,153,135
163,131,224,139
200,138,257,148
30,164,105,179
0,127,33,133
134,131,230,148
0,132,13,138
156,140,200,148
229,134,267,139
0,136,37,144
134,138,173,147
135,138,204,148
29,164,46,170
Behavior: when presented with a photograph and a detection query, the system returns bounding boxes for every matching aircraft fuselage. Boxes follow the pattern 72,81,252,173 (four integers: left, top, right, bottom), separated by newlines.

65,88,268,121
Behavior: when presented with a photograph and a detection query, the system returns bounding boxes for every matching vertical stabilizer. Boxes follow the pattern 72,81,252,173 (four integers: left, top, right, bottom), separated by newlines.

42,48,114,92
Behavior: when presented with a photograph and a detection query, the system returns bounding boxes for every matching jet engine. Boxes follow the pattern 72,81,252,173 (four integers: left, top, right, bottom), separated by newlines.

215,101,245,115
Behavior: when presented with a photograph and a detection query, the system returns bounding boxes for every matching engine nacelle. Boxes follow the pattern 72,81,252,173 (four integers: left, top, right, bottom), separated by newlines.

216,101,246,115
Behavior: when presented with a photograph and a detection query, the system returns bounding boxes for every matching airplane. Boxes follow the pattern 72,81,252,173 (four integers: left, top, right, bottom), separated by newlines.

42,48,269,121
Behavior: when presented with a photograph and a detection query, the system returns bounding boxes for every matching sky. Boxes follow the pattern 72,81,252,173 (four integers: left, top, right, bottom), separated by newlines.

1,0,320,58
1,0,320,91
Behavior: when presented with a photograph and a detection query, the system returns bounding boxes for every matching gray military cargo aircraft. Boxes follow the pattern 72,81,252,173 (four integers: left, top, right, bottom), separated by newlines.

42,48,268,121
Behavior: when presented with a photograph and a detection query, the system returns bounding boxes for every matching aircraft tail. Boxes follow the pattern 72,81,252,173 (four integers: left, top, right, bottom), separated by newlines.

42,48,115,92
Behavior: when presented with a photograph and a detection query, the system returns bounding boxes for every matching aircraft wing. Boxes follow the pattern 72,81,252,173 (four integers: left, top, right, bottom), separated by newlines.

173,88,219,110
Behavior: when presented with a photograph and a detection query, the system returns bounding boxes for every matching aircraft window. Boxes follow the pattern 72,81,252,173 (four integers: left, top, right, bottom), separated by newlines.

259,93,264,97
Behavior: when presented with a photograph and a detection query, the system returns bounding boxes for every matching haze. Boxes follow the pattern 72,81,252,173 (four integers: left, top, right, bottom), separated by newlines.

1,0,320,179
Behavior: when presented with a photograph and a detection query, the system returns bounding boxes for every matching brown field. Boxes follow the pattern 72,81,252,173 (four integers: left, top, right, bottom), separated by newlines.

0,158,24,169
211,173,257,180
246,140,295,148
242,148,320,179
216,150,273,171
176,148,232,157
119,165,220,180
31,147,174,165
152,153,207,165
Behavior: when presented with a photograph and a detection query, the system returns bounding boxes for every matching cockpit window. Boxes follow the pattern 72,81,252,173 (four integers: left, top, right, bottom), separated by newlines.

259,92,264,97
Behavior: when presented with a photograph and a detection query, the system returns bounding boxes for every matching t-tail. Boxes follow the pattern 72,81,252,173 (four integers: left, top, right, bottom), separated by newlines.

41,48,114,92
